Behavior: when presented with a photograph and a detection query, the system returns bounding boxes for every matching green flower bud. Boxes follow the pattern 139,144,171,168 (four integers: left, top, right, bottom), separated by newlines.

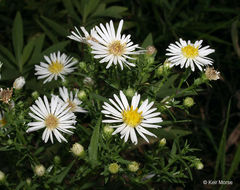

125,88,135,98
108,163,120,174
54,156,61,165
0,170,5,182
31,91,39,100
79,61,87,70
34,164,45,177
61,78,68,86
156,65,164,77
195,161,204,170
147,57,155,65
159,138,166,147
7,139,13,145
128,161,139,172
103,125,114,139
77,90,87,100
163,59,171,69
183,97,195,107
71,143,84,157
26,178,31,186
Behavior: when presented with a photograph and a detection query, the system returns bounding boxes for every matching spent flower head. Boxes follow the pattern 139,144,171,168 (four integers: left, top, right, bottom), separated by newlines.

204,67,220,81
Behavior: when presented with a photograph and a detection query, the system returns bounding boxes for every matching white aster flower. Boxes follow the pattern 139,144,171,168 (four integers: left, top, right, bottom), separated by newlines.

13,76,25,89
89,20,142,70
35,51,77,84
67,26,97,44
166,38,215,71
26,96,76,143
58,86,87,113
101,91,162,144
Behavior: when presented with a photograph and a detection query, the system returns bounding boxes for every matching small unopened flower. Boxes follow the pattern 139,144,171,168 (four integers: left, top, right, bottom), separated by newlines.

79,61,87,70
159,138,166,147
166,38,215,71
71,143,84,157
34,164,45,177
83,77,94,87
163,59,171,69
108,163,120,174
77,90,87,100
195,161,204,170
0,112,6,127
204,67,220,81
31,91,39,100
35,51,77,83
0,88,13,104
13,76,25,90
26,178,31,186
54,156,61,165
103,125,114,138
0,170,5,182
183,97,195,107
125,88,135,98
146,45,156,55
128,161,139,172
156,65,164,77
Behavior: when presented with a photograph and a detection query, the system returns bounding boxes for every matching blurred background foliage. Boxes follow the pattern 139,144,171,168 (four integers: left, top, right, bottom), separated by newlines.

0,0,240,189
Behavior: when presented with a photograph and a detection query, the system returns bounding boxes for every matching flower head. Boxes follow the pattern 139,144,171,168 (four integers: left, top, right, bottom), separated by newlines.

0,88,13,104
34,164,45,177
58,87,87,113
128,161,139,172
26,96,76,143
13,76,25,90
68,26,97,44
35,51,77,83
204,67,220,81
89,20,142,70
108,163,120,174
166,38,215,71
101,91,162,144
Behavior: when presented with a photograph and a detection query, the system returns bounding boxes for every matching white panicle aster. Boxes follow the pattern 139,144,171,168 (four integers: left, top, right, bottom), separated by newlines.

68,26,97,44
89,20,142,70
166,38,215,71
101,91,162,144
26,96,76,143
35,51,77,84
59,86,87,113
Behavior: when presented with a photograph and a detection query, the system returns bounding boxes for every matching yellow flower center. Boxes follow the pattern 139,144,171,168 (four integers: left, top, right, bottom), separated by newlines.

67,100,76,112
0,118,6,127
181,45,199,58
45,114,59,130
108,41,125,56
122,106,143,127
48,61,64,74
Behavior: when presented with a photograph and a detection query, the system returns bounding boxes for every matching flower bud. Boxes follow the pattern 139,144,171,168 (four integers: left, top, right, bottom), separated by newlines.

159,138,166,147
163,59,171,69
125,88,135,98
146,45,156,55
108,163,120,174
83,77,94,87
13,76,25,90
26,178,31,186
183,97,194,107
34,164,45,177
0,170,5,182
71,143,84,157
31,91,39,100
156,65,164,77
103,125,114,139
195,161,204,170
54,155,61,165
128,161,139,172
61,78,68,86
77,90,87,100
79,61,87,70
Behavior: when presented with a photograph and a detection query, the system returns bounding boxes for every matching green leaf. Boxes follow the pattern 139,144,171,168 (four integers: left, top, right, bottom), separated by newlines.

12,12,23,67
82,0,100,22
62,0,81,23
29,34,45,64
41,16,68,37
92,6,127,19
231,19,240,58
21,39,35,66
142,33,153,48
0,44,16,64
88,116,102,167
